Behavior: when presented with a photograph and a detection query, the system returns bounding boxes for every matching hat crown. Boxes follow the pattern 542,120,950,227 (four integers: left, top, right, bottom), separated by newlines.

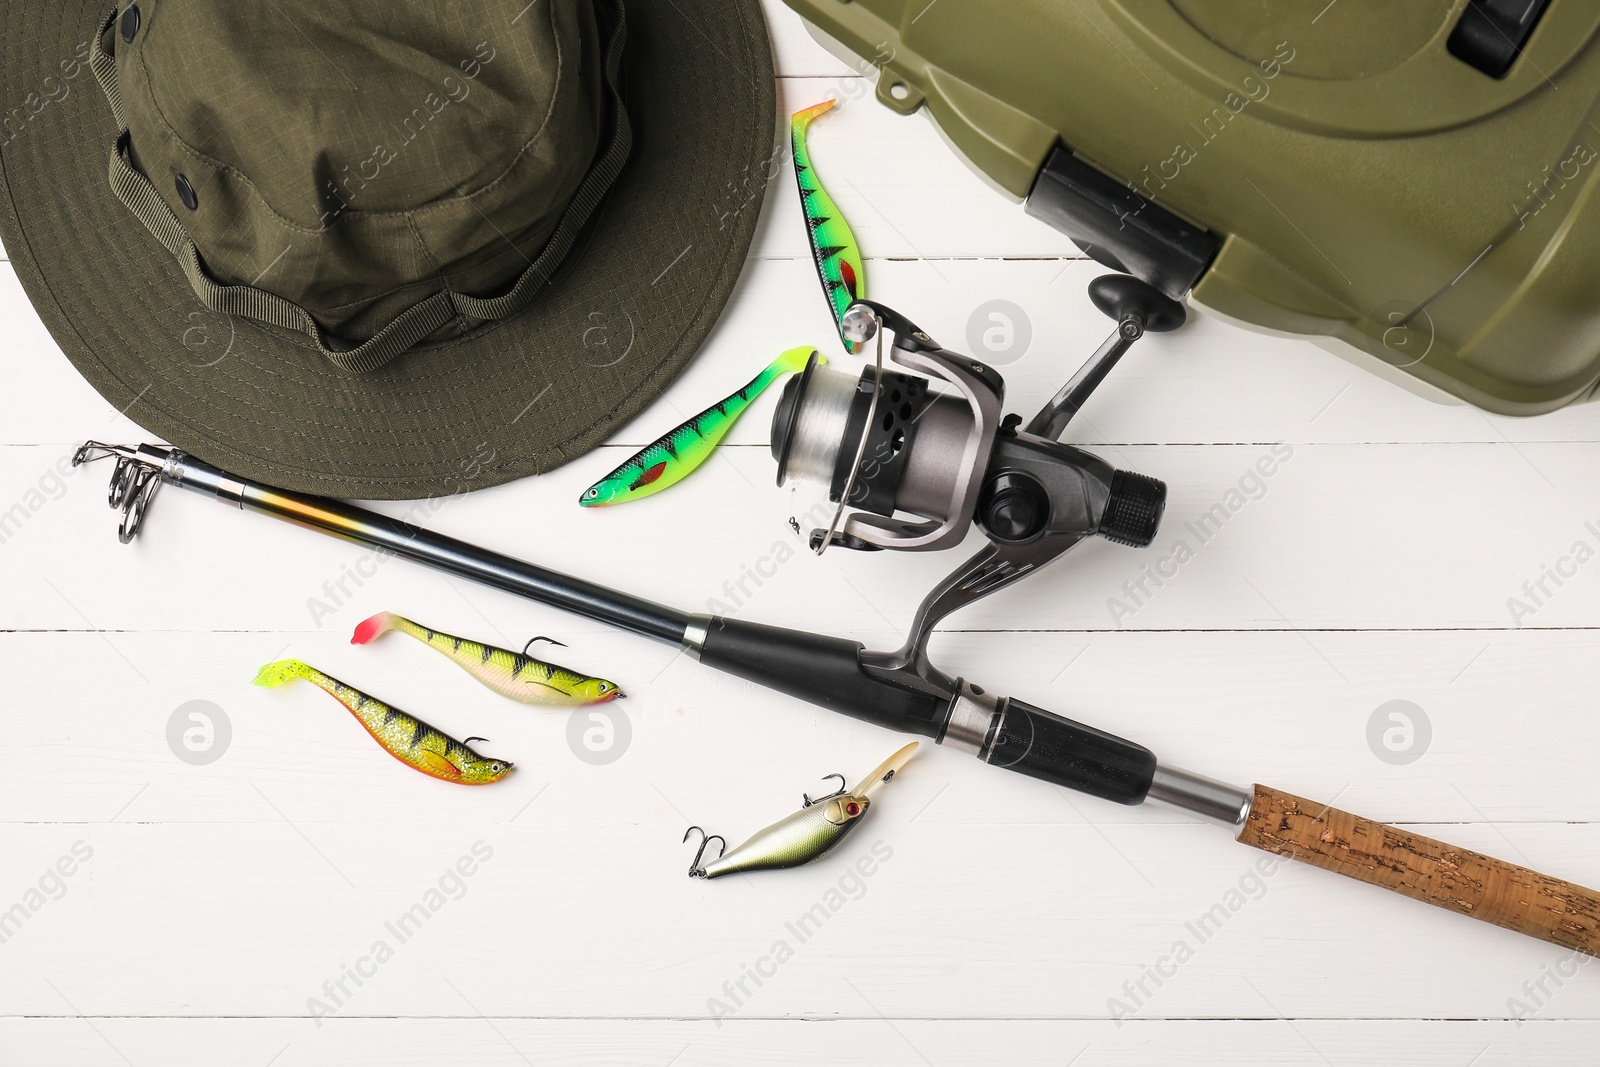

117,0,608,341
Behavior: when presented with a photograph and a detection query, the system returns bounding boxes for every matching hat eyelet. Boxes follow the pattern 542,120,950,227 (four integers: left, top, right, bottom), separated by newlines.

174,173,198,211
119,4,140,44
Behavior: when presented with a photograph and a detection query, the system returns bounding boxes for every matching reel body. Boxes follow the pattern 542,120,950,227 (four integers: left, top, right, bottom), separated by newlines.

770,276,1183,684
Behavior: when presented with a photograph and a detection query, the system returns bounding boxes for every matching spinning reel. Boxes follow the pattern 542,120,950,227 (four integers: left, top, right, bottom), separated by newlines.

771,274,1185,684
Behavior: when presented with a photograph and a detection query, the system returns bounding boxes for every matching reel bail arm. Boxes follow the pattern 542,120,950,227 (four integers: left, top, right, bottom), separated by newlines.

821,300,1006,554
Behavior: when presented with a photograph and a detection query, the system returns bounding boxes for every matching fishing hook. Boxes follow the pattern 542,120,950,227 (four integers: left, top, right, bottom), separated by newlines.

522,636,568,656
802,773,847,807
683,825,726,878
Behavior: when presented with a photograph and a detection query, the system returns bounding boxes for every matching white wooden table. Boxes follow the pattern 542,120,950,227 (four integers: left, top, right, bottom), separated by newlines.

4,4,1599,1063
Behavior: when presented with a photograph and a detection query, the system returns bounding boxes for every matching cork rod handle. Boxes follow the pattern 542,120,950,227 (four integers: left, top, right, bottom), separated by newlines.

1238,784,1600,957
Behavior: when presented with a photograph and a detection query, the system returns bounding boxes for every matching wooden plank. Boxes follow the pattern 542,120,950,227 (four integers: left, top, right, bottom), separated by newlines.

4,1018,1597,1067
1,629,1597,826
4,432,1600,632
0,817,1594,1019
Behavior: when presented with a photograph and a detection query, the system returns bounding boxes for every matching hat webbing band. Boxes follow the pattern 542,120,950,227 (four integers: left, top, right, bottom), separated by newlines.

88,3,633,374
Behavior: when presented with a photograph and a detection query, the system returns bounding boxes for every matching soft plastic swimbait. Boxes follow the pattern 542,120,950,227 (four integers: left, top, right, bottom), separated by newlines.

579,346,820,507
792,99,866,354
688,742,916,878
253,659,512,785
353,611,622,706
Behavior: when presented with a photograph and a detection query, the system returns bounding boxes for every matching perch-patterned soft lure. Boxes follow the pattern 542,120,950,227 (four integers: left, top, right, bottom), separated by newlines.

353,611,622,707
579,346,820,507
792,99,866,353
253,659,512,785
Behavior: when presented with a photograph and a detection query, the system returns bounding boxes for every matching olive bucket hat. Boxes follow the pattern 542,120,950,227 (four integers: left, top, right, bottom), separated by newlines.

0,0,775,498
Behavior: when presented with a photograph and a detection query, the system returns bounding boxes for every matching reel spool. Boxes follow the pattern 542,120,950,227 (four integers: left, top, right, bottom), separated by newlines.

772,308,1001,553
771,278,1182,558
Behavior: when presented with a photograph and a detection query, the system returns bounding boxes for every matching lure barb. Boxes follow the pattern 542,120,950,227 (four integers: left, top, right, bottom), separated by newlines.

801,772,846,807
683,825,727,877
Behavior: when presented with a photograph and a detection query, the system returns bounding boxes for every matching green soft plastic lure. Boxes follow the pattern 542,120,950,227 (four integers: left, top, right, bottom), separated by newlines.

353,611,622,706
579,346,821,507
686,742,917,878
253,659,513,785
792,99,866,354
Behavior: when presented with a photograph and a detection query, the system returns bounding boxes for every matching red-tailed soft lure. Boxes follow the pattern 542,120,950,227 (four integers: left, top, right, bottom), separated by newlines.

579,346,820,507
793,100,866,353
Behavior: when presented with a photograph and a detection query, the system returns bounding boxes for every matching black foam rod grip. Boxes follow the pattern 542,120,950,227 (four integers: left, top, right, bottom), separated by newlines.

984,697,1158,804
696,617,945,737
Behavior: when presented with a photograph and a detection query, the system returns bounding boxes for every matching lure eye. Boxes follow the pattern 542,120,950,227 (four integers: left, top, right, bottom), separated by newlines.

598,682,611,692
845,801,861,816
490,762,503,773
582,488,599,500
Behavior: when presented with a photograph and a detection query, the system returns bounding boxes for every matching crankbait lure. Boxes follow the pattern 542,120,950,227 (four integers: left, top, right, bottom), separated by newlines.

353,611,622,707
253,659,512,785
792,99,866,354
579,346,820,507
686,742,916,878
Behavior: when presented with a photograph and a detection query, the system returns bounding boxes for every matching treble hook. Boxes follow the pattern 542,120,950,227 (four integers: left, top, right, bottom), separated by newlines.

802,773,847,807
523,636,568,656
683,825,726,878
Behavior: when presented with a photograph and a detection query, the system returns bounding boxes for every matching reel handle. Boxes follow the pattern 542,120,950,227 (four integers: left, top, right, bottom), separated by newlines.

1239,784,1600,957
1027,274,1185,441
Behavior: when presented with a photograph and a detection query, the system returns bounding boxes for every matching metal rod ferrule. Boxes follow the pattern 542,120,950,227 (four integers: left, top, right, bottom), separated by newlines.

938,679,999,755
681,614,712,660
1145,764,1252,829
165,449,245,506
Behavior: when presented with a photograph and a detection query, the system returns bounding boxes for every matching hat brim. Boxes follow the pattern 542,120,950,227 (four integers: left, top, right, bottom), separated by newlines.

0,0,775,499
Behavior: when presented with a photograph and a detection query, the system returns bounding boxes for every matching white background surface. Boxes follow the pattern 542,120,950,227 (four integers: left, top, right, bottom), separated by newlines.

4,2,1600,1063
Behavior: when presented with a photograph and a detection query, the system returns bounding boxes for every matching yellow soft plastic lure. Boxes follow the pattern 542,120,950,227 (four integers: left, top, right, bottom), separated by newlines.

254,659,512,785
353,611,622,707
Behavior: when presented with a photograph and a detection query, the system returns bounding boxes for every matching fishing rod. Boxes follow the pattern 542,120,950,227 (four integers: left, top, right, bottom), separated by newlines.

74,279,1600,959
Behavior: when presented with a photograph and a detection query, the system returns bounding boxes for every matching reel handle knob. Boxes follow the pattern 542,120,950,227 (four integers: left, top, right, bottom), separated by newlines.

1088,274,1187,335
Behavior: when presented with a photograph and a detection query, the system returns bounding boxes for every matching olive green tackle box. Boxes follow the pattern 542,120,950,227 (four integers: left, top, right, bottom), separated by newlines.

783,0,1600,414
